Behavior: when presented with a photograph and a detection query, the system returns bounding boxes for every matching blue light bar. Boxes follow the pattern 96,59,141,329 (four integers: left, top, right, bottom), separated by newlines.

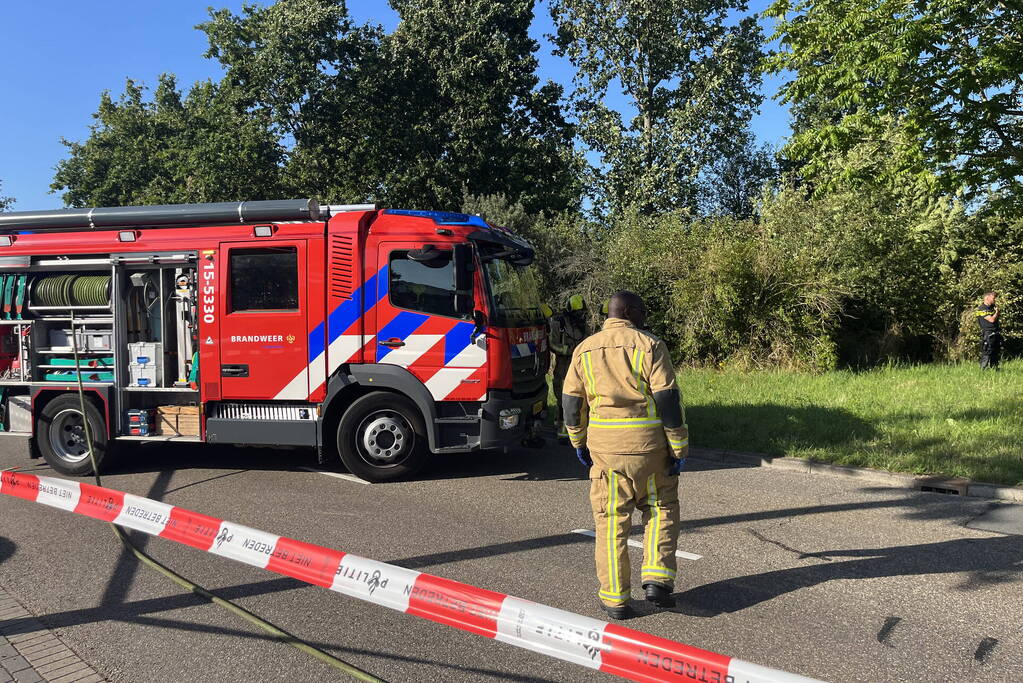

384,209,490,228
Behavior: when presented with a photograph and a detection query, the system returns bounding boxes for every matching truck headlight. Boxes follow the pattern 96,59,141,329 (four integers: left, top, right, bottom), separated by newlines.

499,408,521,430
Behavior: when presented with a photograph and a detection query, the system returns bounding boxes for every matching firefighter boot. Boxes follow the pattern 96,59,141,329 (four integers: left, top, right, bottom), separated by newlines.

644,583,674,608
601,602,634,620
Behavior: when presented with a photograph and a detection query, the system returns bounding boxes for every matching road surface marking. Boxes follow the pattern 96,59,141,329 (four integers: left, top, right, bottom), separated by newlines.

571,529,702,560
298,466,370,485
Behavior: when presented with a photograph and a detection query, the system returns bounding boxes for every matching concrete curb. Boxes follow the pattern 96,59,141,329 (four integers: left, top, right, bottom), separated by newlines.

689,448,1023,503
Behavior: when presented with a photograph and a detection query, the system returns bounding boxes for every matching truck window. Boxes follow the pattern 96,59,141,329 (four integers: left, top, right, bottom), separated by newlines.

389,250,459,318
229,247,299,312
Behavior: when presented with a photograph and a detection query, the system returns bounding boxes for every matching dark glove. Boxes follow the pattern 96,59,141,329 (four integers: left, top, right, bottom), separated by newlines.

576,447,592,467
669,457,685,476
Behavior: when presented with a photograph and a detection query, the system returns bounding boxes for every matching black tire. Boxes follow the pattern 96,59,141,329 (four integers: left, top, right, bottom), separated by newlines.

336,392,428,482
36,394,111,477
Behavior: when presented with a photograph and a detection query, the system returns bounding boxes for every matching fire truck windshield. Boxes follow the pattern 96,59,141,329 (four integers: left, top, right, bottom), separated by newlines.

484,257,544,328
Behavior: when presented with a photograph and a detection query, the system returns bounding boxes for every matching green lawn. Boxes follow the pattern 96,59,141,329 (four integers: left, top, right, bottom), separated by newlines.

679,360,1023,486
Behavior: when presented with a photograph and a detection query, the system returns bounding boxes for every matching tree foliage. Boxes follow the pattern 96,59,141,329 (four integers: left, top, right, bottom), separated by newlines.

41,0,1022,367
550,0,764,215
51,76,283,207
699,132,777,218
200,0,388,204
0,182,11,212
387,0,580,213
765,0,1023,210
198,0,578,213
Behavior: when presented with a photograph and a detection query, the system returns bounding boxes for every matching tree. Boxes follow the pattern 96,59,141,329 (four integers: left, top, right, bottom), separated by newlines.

387,0,579,213
0,182,11,212
200,0,385,203
52,75,283,207
699,133,777,219
200,0,579,213
765,0,1023,210
550,0,764,216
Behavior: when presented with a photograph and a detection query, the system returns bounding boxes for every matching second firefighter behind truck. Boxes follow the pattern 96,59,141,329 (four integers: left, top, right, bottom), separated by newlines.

562,291,689,620
550,295,589,443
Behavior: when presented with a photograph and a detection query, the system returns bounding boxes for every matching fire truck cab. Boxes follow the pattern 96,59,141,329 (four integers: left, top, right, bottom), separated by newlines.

0,199,549,481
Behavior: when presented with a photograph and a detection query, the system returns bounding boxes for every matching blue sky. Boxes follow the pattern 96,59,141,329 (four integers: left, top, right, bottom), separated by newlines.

0,1,790,211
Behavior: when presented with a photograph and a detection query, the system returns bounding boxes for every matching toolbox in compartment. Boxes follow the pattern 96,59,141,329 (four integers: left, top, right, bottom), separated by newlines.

126,408,155,436
155,405,200,436
48,328,113,352
128,342,162,365
128,342,163,387
6,395,32,433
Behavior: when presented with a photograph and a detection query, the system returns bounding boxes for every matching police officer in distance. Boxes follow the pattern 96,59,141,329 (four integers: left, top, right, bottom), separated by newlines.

549,295,589,444
976,291,1002,370
562,291,688,619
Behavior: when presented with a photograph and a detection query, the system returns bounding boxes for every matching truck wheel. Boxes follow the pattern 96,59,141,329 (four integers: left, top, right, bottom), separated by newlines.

36,395,110,477
337,392,428,482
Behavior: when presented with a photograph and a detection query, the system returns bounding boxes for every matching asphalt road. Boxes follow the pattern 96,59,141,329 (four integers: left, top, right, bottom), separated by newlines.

1,436,1021,683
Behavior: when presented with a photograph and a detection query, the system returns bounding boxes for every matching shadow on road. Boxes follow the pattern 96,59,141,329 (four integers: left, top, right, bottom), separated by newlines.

423,435,754,483
0,536,15,565
6,422,753,483
672,533,1023,618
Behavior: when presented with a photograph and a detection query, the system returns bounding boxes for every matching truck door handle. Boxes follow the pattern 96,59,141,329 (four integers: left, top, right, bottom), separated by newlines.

380,338,405,348
221,364,249,377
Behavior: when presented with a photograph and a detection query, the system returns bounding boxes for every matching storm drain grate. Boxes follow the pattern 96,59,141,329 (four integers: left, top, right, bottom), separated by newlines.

919,485,961,495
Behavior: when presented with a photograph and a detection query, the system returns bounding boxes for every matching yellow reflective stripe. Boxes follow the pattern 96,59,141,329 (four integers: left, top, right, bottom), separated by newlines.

641,566,677,578
668,438,688,448
630,348,642,385
631,348,655,418
646,474,658,568
582,351,601,411
607,469,618,596
598,589,629,601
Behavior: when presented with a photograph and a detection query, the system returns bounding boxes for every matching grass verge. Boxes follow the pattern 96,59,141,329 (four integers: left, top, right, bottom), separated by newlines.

680,360,1023,486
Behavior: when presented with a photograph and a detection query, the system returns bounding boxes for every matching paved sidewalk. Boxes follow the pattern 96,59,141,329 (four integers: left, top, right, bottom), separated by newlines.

0,585,104,683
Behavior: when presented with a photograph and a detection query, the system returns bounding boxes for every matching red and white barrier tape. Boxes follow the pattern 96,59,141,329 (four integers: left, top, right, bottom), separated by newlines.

1,471,823,683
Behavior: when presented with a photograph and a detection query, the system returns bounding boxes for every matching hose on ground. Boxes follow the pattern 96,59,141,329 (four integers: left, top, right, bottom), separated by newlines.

67,313,384,682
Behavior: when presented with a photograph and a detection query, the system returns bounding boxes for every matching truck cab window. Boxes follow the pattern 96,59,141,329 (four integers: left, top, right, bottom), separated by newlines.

389,250,459,318
229,247,298,312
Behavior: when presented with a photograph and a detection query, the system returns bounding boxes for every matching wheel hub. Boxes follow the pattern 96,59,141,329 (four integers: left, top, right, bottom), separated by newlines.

359,413,412,465
49,409,91,463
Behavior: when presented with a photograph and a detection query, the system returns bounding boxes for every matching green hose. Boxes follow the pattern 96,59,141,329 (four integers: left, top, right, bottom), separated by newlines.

31,274,110,307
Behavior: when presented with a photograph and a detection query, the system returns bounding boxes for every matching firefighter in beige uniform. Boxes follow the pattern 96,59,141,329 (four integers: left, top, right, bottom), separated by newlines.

562,291,688,619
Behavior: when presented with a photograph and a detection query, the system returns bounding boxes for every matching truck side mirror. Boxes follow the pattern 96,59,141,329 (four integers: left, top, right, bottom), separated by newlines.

453,244,475,317
471,309,487,343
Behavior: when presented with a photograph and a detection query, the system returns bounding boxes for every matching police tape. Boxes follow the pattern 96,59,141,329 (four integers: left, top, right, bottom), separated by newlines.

0,471,823,683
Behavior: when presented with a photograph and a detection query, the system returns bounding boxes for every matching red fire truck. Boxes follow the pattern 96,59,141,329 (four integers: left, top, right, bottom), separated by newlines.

0,199,549,481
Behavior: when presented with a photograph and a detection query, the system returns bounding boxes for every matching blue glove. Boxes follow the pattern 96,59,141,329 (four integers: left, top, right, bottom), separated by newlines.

576,447,592,467
669,457,685,476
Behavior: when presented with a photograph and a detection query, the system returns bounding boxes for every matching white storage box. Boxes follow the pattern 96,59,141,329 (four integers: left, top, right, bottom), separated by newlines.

48,328,113,351
128,342,163,366
129,363,162,387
